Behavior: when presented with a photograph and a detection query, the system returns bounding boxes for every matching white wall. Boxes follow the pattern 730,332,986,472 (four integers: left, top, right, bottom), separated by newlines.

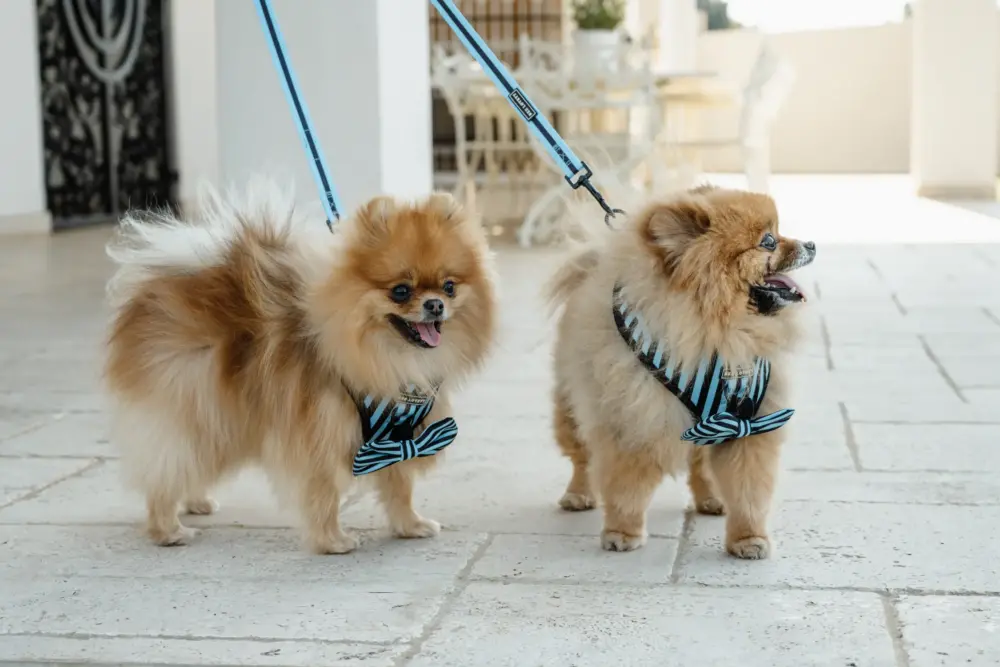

169,0,220,207
695,23,913,173
911,0,998,197
0,0,48,228
212,0,431,214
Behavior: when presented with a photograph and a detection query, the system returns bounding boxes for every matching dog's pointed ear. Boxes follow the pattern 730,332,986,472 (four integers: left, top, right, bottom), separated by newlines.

424,192,464,224
355,196,398,239
639,197,712,273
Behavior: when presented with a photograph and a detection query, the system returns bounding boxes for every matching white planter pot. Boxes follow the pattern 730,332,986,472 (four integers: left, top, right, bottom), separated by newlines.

574,29,621,74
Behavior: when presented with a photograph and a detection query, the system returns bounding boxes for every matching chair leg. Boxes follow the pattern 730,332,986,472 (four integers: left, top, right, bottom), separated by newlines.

743,144,771,193
518,185,565,248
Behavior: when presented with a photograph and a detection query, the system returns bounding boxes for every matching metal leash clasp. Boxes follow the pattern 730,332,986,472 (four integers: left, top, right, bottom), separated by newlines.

566,162,625,228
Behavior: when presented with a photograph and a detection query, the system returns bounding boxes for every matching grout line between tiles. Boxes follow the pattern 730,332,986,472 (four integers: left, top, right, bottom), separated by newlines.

838,402,863,472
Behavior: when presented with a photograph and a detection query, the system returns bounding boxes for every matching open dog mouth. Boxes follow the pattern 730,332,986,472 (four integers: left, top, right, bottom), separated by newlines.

388,315,442,348
750,274,806,315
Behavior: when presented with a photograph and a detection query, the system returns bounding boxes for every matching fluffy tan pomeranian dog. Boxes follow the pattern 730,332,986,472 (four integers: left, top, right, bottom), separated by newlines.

104,183,496,553
548,184,815,559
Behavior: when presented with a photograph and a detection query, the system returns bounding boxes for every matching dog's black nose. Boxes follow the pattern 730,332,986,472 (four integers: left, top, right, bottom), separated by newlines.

423,299,444,317
803,241,816,252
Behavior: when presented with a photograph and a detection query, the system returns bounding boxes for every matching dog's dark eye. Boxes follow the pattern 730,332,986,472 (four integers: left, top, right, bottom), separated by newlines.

760,233,778,252
442,280,456,297
390,284,412,303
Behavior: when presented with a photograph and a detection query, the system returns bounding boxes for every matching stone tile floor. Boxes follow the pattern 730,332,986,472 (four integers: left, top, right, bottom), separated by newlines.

2,176,1000,665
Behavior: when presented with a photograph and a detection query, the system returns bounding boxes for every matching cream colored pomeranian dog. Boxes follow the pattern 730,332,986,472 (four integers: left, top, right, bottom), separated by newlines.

104,182,497,553
548,184,815,559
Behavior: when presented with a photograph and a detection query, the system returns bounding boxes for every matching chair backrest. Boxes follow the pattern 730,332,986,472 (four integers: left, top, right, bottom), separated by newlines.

517,34,567,77
739,42,796,146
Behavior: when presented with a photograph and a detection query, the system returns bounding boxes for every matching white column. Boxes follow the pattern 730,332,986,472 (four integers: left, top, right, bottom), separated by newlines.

656,0,698,73
214,0,432,214
911,0,999,198
169,0,220,211
0,0,50,234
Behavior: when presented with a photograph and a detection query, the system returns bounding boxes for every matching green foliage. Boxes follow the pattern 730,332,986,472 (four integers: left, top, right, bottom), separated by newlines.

697,0,741,31
572,0,626,31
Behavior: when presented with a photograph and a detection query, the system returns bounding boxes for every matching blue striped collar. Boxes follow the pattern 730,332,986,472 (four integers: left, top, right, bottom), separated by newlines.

612,284,794,445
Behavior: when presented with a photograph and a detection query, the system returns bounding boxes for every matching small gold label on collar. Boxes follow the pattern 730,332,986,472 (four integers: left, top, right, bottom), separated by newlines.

721,363,755,380
398,386,432,405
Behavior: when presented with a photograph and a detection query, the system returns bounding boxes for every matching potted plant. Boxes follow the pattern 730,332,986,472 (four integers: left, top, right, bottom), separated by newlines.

572,0,626,72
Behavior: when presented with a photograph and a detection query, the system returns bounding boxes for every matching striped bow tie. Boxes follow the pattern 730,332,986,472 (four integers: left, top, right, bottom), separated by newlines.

352,417,458,476
350,385,458,476
681,408,795,446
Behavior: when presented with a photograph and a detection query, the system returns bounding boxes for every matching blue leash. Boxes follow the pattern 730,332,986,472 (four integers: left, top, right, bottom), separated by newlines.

429,0,623,226
254,0,342,230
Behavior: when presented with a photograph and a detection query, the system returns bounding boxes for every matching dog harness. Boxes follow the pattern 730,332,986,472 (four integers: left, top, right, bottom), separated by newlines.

612,285,794,445
349,384,457,476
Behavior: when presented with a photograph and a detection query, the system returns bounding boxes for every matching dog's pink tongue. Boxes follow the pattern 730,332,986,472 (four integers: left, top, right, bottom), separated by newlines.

415,323,441,347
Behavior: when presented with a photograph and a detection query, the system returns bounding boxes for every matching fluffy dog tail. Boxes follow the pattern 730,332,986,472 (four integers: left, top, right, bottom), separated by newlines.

545,247,600,311
104,178,319,308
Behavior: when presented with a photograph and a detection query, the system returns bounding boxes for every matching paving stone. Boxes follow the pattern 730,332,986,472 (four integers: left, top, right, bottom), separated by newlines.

0,462,296,527
0,636,404,667
0,411,114,458
0,409,54,441
778,470,1000,505
0,576,444,643
341,438,687,539
965,387,1000,407
470,534,678,584
922,332,1000,357
935,356,1000,388
678,501,1000,592
0,525,486,582
844,396,997,424
829,344,937,371
0,457,95,507
853,423,1000,472
408,583,896,667
897,596,1000,667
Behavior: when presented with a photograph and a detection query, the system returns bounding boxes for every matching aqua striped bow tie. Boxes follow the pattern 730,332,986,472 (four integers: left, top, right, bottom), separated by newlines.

350,385,458,476
353,417,458,476
681,408,795,446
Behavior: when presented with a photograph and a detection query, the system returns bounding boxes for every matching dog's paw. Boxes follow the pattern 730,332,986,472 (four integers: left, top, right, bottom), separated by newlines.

695,497,725,516
311,531,359,555
184,497,219,515
150,524,199,547
727,535,771,560
392,516,441,539
601,529,647,552
559,492,597,512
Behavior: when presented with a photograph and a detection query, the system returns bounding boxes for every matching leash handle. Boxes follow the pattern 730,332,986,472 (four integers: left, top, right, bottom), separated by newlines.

429,0,621,227
255,0,342,229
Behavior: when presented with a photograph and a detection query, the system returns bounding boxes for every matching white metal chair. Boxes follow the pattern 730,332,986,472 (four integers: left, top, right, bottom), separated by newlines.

659,42,796,193
514,35,661,246
431,41,543,228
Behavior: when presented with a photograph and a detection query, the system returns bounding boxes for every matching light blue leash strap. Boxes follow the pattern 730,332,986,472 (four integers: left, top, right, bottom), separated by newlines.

429,0,623,227
254,0,343,229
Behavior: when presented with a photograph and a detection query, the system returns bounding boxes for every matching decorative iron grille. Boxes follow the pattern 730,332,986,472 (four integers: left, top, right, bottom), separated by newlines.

36,0,175,229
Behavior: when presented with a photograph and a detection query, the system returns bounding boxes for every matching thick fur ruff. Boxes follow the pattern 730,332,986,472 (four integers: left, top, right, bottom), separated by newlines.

547,184,814,558
104,181,497,553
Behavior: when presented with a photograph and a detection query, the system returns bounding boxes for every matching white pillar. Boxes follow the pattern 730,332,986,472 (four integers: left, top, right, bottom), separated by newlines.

169,0,220,211
0,0,50,234
911,0,999,199
214,0,433,214
656,0,698,73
